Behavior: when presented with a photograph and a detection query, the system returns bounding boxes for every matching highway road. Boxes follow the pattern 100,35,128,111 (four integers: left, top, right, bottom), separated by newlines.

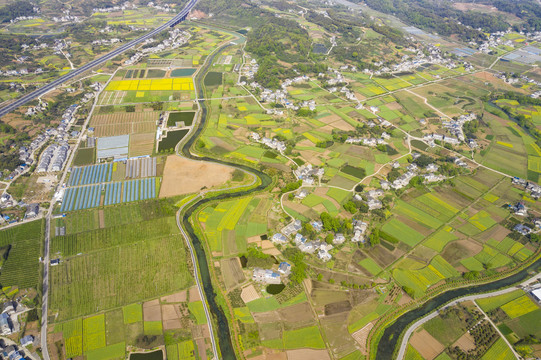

0,0,199,119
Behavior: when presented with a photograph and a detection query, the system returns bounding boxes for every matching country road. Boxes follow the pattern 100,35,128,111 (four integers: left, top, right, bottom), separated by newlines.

0,0,199,119
40,72,115,360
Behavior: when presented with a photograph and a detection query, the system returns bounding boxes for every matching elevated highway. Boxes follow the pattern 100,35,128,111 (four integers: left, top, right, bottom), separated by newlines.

0,0,198,118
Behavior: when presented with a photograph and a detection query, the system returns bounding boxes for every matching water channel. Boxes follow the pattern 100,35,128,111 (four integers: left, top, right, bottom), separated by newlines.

178,41,271,360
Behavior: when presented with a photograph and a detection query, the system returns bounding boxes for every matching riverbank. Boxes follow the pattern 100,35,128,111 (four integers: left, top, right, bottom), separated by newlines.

374,255,541,359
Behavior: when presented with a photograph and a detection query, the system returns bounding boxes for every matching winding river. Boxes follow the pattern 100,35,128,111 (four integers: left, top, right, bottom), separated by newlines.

176,31,541,360
178,42,271,360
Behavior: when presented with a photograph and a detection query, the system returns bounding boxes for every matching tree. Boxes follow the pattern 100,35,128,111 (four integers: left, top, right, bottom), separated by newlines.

358,202,369,213
409,176,423,188
320,212,340,232
289,251,307,284
413,154,433,167
463,271,480,280
301,222,315,237
387,169,401,182
325,233,334,244
343,201,357,214
369,228,380,246
402,286,415,298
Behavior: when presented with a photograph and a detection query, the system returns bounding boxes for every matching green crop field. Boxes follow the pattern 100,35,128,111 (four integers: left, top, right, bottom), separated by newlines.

83,314,106,352
86,342,126,360
0,220,43,289
326,188,351,204
381,218,424,247
62,318,83,357
481,338,515,360
476,290,524,312
188,301,207,324
246,296,281,313
233,307,254,323
50,231,192,320
394,200,443,229
52,217,180,256
144,321,163,335
283,326,325,349
359,258,383,276
178,341,196,360
424,229,457,252
404,345,424,360
500,295,539,318
123,304,143,324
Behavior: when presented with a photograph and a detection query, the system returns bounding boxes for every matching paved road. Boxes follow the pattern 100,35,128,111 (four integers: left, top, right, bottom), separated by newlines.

396,272,541,360
40,74,115,360
0,0,199,119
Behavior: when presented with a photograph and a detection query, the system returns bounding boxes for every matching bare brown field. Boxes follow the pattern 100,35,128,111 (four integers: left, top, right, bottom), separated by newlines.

143,300,161,322
442,239,483,265
161,290,187,303
286,349,330,360
318,114,342,124
328,120,355,131
94,122,156,137
159,156,234,197
91,111,158,136
351,322,373,354
163,319,181,330
241,284,260,303
129,133,155,157
279,302,314,326
410,329,445,360
91,111,160,125
253,311,279,324
221,257,245,290
267,353,287,360
161,304,180,321
452,332,476,352
189,286,201,302
209,137,236,152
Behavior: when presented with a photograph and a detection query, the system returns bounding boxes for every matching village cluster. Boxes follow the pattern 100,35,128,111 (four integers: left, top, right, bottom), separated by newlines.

124,29,191,66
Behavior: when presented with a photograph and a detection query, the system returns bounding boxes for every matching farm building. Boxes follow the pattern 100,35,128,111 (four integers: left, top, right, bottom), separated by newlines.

514,223,532,236
295,189,309,199
278,262,291,275
317,249,332,262
25,204,39,219
531,288,541,304
282,219,302,237
0,313,12,335
333,233,345,245
252,268,281,284
272,233,287,244
20,335,34,347
97,135,130,160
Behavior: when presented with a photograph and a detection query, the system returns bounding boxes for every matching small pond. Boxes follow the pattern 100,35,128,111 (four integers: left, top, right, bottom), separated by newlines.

266,284,285,295
129,350,163,360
